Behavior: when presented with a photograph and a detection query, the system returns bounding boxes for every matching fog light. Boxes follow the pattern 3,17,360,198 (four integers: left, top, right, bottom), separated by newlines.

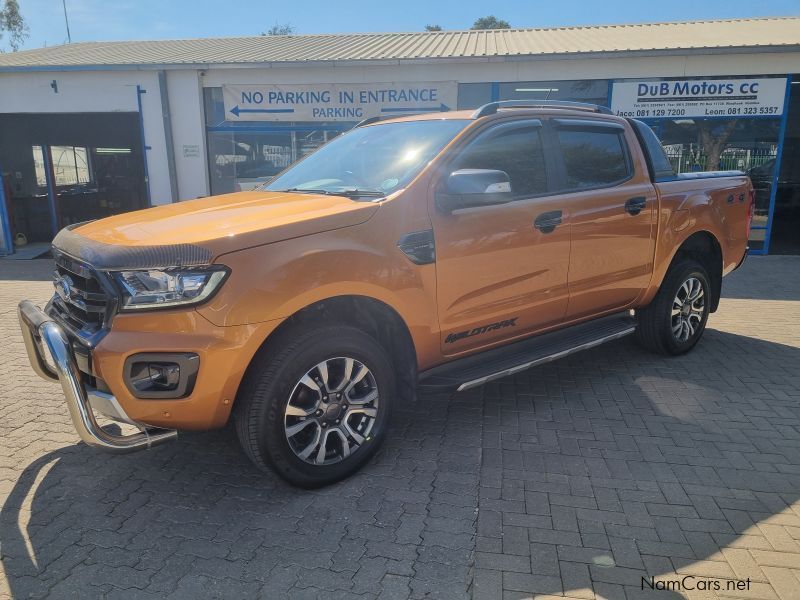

131,362,181,393
123,353,199,399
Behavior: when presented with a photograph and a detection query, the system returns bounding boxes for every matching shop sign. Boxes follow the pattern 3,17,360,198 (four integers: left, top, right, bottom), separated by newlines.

611,78,787,119
223,82,458,122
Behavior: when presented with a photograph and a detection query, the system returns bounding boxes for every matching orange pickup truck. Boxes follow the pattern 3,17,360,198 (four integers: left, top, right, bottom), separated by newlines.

19,101,753,487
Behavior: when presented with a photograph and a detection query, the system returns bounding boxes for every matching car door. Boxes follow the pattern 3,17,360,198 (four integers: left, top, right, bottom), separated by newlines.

546,118,657,320
430,118,571,354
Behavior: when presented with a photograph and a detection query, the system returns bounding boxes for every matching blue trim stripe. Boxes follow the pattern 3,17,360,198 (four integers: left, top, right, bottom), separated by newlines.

641,114,784,122
136,85,153,207
42,145,59,237
490,82,500,102
762,78,792,254
207,124,351,133
0,165,14,255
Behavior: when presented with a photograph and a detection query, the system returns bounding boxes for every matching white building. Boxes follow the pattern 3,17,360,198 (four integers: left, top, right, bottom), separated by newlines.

1,16,799,254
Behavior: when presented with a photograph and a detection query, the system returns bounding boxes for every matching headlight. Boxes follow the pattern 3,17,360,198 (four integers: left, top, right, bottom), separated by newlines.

113,267,229,310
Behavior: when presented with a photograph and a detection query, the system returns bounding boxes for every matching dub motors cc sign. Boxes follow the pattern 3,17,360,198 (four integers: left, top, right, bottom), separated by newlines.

611,78,787,119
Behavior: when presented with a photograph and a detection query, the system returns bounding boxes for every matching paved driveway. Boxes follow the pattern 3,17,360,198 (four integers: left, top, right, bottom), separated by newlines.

0,256,799,600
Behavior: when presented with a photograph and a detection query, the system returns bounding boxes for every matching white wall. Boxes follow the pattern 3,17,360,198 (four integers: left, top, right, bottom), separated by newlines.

0,70,173,206
1,49,798,213
0,70,139,112
166,70,209,201
200,51,800,87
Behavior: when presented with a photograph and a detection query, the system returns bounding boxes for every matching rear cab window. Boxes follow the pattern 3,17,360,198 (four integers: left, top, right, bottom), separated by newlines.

629,119,676,182
551,119,633,191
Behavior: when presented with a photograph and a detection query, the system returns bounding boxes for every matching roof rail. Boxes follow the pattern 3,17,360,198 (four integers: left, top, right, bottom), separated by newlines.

355,112,432,128
355,116,383,128
472,100,613,119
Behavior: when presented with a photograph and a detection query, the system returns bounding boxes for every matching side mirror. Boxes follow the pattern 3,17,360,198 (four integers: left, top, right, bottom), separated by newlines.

436,169,513,214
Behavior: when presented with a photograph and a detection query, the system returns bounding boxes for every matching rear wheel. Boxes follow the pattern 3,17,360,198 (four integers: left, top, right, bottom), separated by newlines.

635,259,711,355
235,325,394,488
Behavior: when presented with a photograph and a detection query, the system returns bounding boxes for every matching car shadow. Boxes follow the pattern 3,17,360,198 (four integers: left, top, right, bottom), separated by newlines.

1,328,799,599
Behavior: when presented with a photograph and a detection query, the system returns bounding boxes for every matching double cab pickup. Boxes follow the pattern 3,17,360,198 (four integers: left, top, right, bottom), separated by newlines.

19,101,752,487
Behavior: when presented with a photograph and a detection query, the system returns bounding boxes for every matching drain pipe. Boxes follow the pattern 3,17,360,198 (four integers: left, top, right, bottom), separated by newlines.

158,70,179,203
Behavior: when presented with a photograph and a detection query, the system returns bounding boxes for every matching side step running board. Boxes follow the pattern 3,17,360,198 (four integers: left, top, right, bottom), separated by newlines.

419,312,636,392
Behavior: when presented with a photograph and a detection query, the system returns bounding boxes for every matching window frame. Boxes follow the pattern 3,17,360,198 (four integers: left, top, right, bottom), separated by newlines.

32,145,94,189
628,119,676,183
546,119,635,195
440,117,558,203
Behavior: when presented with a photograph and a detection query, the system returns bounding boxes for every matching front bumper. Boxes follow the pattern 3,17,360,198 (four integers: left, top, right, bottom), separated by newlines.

17,299,177,453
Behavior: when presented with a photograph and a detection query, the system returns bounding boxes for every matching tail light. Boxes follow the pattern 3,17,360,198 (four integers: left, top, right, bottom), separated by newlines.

746,188,755,239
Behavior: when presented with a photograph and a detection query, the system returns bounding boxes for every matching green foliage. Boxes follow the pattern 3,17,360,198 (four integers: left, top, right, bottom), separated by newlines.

263,23,295,36
425,24,443,31
0,0,28,51
471,15,511,30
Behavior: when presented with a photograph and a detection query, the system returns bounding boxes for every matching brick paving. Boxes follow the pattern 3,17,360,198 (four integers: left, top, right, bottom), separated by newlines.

0,256,799,600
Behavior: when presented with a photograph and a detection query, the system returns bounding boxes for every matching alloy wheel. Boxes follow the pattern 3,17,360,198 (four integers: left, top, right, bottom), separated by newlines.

671,276,705,343
283,356,379,465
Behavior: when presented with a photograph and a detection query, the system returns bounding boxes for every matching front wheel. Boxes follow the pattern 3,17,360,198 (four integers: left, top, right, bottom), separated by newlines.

235,325,394,488
635,259,711,355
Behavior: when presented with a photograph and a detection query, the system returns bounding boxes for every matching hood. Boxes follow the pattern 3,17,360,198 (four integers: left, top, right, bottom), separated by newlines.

54,191,380,270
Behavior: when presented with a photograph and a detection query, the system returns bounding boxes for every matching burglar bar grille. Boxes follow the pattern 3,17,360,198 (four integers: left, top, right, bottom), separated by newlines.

51,253,112,334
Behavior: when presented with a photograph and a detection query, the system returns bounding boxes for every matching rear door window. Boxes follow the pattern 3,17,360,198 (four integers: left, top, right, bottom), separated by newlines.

555,127,631,190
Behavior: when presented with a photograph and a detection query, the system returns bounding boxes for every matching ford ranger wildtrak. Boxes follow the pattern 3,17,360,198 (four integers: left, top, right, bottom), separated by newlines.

18,100,753,487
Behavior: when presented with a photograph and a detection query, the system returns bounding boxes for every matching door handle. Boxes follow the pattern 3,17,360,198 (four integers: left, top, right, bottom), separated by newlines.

625,197,647,216
534,210,563,234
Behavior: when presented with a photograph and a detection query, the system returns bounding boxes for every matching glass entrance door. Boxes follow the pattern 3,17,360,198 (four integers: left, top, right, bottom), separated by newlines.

0,112,148,246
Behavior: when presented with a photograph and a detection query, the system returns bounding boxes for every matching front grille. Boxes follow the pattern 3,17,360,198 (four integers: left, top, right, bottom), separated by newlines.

51,252,115,335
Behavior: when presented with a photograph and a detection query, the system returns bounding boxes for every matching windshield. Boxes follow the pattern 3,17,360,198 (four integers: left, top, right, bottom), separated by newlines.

265,119,469,198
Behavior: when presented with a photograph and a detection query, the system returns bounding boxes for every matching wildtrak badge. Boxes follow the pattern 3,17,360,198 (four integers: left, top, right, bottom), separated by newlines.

445,318,518,344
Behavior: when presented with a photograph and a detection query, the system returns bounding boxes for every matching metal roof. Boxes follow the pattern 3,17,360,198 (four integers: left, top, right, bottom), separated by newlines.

0,17,798,70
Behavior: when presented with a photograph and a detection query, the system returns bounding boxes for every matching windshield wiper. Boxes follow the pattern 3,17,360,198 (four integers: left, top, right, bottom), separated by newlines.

276,187,385,199
338,189,385,198
277,188,334,195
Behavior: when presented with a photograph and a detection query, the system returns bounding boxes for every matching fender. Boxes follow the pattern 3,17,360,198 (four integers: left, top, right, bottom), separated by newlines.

198,205,443,369
639,182,739,308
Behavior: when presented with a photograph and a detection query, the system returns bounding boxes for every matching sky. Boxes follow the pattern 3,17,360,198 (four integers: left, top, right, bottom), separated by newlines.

10,0,800,50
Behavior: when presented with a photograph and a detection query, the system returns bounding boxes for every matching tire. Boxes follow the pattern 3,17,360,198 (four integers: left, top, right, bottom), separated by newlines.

234,324,395,488
635,259,711,356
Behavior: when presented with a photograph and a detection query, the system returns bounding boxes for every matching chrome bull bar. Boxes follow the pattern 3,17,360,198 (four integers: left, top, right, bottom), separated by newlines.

17,299,177,453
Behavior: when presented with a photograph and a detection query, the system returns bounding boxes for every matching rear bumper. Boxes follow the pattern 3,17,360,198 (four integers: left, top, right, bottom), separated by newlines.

17,299,177,453
734,246,749,272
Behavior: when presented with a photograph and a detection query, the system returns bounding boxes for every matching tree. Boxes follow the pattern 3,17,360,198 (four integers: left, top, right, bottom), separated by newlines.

263,23,294,36
0,0,28,52
425,24,443,31
675,119,739,171
471,15,510,30
696,120,738,171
